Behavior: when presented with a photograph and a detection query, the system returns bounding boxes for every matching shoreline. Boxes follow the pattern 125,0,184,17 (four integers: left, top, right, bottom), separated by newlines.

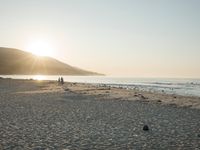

1,77,200,109
66,83,200,110
1,75,200,97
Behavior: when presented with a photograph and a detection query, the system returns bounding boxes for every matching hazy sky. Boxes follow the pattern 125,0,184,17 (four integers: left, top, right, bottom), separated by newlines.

0,0,200,77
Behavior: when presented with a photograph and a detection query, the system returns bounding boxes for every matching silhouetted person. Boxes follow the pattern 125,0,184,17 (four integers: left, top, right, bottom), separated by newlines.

61,77,64,85
58,77,61,83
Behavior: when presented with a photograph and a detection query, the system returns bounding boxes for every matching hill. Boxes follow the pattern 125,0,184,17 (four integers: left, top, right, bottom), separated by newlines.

0,47,102,75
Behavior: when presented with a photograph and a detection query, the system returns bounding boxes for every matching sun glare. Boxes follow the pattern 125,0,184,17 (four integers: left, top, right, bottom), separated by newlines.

33,75,46,81
26,40,54,57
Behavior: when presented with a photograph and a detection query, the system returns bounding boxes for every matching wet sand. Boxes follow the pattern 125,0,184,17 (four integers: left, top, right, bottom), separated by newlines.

0,78,200,149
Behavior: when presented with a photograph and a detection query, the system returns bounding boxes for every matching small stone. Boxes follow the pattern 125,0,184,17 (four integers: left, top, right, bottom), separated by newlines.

143,125,149,131
171,130,175,134
157,100,162,102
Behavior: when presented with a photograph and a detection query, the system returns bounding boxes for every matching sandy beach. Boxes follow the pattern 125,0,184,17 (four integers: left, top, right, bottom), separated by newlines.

0,78,200,149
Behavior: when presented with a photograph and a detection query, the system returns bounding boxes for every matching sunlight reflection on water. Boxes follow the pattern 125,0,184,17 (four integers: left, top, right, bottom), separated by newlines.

33,75,46,81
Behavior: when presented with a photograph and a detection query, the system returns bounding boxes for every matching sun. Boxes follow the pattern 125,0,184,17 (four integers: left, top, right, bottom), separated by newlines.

26,40,54,57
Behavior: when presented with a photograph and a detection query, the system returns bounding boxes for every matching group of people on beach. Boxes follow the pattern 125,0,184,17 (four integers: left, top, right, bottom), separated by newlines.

58,77,64,85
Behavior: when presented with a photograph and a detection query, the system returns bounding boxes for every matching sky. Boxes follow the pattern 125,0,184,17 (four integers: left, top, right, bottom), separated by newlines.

0,0,200,78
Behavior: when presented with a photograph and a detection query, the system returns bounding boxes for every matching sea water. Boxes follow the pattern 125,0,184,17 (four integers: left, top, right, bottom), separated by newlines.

1,75,200,97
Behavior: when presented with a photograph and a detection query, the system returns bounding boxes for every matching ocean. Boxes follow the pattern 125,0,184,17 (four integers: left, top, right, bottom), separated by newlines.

1,75,200,97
